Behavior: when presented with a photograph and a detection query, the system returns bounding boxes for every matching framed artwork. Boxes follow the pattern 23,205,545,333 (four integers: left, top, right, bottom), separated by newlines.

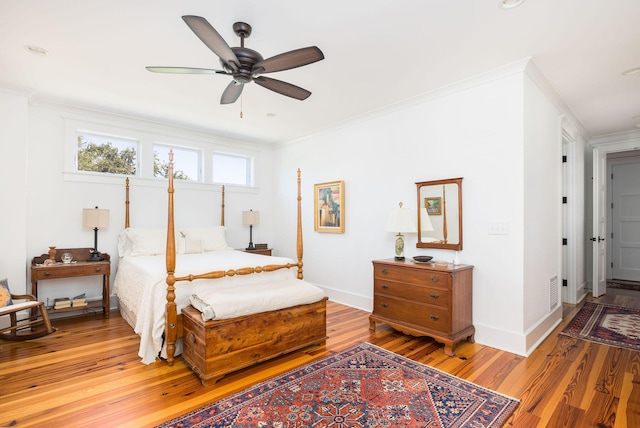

425,197,442,215
314,180,345,233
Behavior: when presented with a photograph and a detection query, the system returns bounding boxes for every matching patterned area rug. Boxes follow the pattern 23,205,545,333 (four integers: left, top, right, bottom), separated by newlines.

158,343,519,428
561,302,640,351
607,279,640,291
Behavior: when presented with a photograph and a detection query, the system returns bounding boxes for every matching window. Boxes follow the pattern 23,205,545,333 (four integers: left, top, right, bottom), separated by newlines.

76,132,138,175
154,144,201,181
66,116,259,188
212,152,253,186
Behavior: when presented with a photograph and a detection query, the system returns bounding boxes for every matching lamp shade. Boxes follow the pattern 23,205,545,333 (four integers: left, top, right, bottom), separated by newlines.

385,202,416,233
82,208,110,229
242,210,260,226
420,208,434,232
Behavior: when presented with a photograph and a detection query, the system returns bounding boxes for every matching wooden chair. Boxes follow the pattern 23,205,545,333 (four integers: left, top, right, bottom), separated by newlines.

0,279,56,341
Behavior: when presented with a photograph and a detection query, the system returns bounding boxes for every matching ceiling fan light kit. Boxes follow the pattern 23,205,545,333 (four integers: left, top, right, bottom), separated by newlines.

146,15,324,105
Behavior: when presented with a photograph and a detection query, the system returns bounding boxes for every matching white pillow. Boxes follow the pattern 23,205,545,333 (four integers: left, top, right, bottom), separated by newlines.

181,226,231,251
184,239,204,254
127,228,167,256
118,229,134,257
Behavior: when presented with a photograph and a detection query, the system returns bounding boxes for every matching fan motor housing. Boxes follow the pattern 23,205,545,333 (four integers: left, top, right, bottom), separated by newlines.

224,47,264,83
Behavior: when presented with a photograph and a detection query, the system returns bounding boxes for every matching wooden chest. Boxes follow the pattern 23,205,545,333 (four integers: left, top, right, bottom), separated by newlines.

369,259,474,356
182,297,328,385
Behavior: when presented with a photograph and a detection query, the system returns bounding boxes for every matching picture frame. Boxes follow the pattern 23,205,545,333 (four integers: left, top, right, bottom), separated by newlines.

425,197,442,215
314,180,345,233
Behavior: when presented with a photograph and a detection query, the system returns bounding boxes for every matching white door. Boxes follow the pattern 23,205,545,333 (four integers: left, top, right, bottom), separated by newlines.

593,149,607,297
611,162,640,281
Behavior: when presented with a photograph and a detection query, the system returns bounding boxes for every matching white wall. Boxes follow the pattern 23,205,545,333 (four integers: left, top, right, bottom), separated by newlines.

273,61,564,355
0,87,29,293
522,74,563,352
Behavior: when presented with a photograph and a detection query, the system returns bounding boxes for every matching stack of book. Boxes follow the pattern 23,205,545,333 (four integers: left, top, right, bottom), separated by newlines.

72,293,87,308
53,297,71,310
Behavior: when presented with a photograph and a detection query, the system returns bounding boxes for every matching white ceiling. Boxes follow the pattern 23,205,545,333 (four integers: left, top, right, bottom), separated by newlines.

2,0,639,144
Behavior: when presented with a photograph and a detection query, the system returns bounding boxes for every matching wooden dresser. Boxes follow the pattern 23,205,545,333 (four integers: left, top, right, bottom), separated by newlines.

370,259,474,356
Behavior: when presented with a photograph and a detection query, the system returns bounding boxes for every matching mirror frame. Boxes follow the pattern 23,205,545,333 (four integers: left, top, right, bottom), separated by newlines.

416,177,463,250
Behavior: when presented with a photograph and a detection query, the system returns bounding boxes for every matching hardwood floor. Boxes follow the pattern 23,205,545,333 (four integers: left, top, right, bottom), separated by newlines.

1,289,640,427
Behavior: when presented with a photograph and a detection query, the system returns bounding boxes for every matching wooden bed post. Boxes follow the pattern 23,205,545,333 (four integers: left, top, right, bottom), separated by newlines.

165,151,177,366
221,185,225,226
125,178,130,229
297,168,303,279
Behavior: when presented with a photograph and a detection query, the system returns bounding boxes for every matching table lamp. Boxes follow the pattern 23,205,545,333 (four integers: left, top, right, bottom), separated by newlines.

385,202,416,261
242,209,260,250
83,206,110,261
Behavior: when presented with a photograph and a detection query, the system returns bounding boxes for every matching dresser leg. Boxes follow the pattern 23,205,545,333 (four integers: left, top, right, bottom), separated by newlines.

369,318,376,332
443,341,455,357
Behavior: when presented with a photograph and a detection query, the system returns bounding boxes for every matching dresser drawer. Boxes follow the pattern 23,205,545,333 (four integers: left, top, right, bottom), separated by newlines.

373,296,450,333
374,279,450,308
374,264,451,288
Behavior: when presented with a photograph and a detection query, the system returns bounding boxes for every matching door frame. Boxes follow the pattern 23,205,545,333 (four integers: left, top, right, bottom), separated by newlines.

589,132,640,295
607,155,640,280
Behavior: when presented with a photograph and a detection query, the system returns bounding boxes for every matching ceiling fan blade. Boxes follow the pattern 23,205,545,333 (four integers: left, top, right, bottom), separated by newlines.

146,66,228,75
254,76,311,100
253,46,324,74
221,81,244,104
182,15,239,71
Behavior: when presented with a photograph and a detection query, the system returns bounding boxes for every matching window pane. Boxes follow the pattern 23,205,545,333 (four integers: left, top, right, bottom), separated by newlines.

154,145,200,181
77,133,137,175
212,153,251,185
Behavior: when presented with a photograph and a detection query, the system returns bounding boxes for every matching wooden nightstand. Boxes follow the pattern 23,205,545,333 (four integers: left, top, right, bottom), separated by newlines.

31,248,111,318
241,248,273,256
369,259,474,356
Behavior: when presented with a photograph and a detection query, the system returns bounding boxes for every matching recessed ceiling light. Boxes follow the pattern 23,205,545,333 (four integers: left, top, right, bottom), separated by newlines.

622,66,640,76
499,0,526,9
24,45,48,56
267,113,276,117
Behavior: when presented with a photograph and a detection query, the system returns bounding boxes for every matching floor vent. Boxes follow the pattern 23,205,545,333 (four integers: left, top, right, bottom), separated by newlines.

549,275,559,311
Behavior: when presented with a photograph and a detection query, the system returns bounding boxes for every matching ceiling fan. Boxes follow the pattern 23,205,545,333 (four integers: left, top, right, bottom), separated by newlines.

146,16,324,104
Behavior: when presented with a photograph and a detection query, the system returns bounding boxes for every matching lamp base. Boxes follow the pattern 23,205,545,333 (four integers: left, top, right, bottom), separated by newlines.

393,233,405,262
88,251,103,262
245,245,256,251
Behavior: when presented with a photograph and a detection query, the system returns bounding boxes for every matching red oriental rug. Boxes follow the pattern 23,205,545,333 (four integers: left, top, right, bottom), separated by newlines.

157,343,519,428
560,302,640,351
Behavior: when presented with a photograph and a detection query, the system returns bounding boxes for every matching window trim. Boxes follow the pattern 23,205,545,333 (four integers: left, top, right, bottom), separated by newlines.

63,115,261,191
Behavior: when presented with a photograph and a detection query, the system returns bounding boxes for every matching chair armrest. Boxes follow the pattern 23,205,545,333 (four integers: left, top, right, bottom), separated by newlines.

10,293,37,302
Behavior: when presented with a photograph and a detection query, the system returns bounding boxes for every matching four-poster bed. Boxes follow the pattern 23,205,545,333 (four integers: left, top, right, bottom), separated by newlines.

114,155,327,384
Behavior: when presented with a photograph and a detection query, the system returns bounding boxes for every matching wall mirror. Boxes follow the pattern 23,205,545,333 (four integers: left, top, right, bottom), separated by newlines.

416,177,463,250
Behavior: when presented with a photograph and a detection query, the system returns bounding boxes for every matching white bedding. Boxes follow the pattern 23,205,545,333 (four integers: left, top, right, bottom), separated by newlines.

113,249,317,364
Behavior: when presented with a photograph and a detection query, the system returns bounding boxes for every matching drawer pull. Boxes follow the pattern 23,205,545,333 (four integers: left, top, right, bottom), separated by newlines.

381,303,388,308
430,293,440,299
381,268,388,275
44,271,50,276
381,284,389,289
430,276,440,283
430,314,440,321
94,267,101,272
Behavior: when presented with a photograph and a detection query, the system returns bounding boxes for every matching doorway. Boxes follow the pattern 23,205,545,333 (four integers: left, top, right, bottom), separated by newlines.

608,156,640,282
590,137,640,298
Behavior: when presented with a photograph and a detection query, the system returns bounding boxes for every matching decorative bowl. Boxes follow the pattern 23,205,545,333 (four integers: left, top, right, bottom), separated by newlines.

413,255,433,264
61,253,73,264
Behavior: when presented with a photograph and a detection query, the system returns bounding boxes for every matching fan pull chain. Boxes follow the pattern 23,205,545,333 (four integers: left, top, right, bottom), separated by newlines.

240,94,243,118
